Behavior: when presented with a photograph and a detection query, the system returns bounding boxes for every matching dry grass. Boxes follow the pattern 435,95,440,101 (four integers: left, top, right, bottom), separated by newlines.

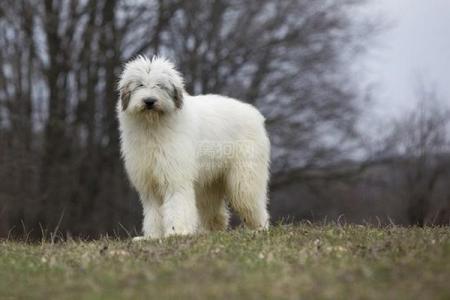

1,224,449,299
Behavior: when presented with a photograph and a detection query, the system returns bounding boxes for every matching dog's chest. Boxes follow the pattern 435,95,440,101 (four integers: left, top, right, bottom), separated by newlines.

121,130,194,194
124,140,166,184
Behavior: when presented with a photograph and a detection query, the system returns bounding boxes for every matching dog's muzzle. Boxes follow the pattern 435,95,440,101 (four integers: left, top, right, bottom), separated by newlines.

143,97,157,110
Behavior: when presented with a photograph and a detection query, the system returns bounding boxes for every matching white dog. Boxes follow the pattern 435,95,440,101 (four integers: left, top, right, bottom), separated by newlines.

117,56,270,239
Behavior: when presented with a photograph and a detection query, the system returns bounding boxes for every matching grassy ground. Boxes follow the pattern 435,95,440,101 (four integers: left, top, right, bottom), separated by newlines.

1,225,449,300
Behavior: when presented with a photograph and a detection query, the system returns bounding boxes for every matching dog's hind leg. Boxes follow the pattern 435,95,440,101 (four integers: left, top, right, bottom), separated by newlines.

197,184,229,232
226,164,270,230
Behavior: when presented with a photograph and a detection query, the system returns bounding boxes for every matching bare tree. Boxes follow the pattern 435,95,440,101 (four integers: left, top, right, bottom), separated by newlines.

379,82,450,225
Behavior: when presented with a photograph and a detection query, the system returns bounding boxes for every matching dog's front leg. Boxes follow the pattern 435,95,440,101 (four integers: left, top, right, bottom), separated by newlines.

133,197,164,241
142,199,164,238
162,186,199,237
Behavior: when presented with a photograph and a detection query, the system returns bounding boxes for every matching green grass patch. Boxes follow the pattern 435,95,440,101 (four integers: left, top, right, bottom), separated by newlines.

1,225,449,299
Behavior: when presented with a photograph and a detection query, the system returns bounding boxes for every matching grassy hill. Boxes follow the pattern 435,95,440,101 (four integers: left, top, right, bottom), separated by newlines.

1,224,449,299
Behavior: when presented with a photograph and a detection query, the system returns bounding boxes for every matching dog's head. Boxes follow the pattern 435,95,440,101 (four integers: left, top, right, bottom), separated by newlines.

118,56,184,115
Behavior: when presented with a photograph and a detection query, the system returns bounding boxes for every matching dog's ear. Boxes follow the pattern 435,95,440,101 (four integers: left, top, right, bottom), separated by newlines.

120,84,131,111
172,84,184,109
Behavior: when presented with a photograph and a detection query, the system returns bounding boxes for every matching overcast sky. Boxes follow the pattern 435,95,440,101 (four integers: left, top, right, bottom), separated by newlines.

363,0,450,118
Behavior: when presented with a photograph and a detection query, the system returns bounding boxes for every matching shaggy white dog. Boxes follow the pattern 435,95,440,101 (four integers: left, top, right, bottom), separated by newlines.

117,56,270,239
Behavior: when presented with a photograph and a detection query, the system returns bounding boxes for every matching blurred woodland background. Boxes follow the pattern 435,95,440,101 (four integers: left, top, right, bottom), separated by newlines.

0,0,449,239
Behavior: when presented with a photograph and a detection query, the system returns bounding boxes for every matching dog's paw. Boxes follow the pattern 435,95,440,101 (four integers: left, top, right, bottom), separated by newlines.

132,236,150,242
164,227,195,238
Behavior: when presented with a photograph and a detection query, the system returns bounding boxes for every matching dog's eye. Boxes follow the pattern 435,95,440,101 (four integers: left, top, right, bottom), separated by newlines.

155,83,168,91
136,83,144,89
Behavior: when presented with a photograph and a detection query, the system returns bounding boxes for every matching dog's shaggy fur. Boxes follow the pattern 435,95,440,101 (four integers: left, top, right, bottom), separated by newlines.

117,56,270,238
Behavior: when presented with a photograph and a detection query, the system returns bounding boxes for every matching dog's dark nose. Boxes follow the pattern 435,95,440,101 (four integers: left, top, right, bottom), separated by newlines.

143,98,157,109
